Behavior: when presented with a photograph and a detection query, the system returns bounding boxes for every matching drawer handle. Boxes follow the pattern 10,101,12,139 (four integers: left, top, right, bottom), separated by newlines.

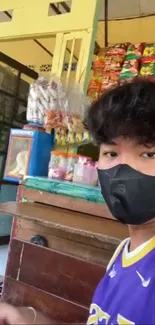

30,235,48,247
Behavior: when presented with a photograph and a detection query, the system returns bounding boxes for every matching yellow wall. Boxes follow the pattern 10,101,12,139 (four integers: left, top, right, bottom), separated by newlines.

97,16,155,47
1,16,155,83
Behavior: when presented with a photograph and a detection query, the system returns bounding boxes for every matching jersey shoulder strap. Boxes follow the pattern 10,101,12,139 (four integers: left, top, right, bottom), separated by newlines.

107,238,129,271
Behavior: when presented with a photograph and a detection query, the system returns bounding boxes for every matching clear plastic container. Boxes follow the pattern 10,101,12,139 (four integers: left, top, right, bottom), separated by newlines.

48,151,68,180
77,155,92,165
73,163,98,186
64,153,79,181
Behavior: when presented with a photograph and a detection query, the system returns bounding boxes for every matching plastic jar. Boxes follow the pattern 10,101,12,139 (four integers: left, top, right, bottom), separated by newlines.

78,155,92,165
73,164,98,186
64,153,79,181
48,151,67,180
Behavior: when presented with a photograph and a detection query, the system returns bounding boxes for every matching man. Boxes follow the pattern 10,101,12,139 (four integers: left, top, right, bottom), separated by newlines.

87,79,155,325
1,80,155,324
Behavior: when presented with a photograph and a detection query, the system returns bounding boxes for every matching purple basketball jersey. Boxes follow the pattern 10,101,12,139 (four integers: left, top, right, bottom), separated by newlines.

87,238,155,324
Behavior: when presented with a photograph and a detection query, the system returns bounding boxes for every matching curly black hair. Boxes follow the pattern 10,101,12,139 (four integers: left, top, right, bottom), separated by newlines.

87,79,155,145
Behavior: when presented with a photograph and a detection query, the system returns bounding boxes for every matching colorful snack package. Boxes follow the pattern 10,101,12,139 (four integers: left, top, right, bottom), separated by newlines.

87,79,102,100
45,109,63,128
104,55,124,72
140,62,155,77
99,71,119,95
143,44,155,57
120,59,139,79
106,43,128,56
125,43,143,60
141,57,155,64
93,58,105,77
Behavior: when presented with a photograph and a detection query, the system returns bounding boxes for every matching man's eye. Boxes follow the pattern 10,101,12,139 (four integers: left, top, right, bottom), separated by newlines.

141,152,155,158
103,152,117,158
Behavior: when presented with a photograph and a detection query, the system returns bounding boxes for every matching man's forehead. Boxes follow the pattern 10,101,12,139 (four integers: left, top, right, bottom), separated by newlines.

101,137,155,148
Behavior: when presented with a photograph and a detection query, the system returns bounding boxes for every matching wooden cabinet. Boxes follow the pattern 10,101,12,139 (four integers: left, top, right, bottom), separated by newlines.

0,186,128,323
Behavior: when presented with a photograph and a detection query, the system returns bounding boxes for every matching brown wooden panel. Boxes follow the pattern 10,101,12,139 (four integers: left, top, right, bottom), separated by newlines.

21,186,114,220
2,278,88,323
5,239,23,280
0,202,128,242
16,218,119,251
16,219,114,266
7,239,104,307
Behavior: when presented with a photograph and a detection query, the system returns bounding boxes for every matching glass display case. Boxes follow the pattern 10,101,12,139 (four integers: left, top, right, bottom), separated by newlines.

0,52,38,182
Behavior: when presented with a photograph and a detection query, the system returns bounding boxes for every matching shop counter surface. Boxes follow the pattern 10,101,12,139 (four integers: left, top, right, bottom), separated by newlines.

23,176,104,204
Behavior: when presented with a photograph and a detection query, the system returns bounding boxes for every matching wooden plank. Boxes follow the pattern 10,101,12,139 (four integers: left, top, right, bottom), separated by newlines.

21,186,114,220
5,239,23,280
20,241,104,307
5,239,104,307
15,219,113,266
0,202,128,242
2,278,88,323
14,218,119,251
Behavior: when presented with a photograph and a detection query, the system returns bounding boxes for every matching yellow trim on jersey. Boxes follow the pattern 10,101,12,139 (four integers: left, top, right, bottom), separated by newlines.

107,238,129,271
122,236,155,267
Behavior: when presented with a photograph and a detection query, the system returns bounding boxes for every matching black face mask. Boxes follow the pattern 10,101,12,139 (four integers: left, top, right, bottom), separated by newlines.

98,164,155,225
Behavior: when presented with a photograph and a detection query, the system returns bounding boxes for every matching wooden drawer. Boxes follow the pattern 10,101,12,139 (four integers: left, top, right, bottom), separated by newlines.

13,218,116,266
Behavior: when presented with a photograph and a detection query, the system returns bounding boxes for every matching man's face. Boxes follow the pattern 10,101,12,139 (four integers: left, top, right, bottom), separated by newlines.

98,137,155,176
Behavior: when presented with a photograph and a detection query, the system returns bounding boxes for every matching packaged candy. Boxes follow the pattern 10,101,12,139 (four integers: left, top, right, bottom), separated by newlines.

125,43,143,60
143,44,155,57
120,59,139,79
87,79,102,100
140,62,155,77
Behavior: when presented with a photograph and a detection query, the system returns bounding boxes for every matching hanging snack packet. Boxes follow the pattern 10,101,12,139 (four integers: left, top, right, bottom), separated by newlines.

93,58,105,77
143,44,155,57
140,62,155,77
125,44,143,60
104,55,124,72
87,79,102,100
106,43,128,56
120,59,139,79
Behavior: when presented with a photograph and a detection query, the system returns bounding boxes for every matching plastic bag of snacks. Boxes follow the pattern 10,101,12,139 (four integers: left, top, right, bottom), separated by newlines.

93,58,105,77
100,72,119,95
106,43,128,56
87,79,102,100
143,44,155,57
125,43,143,60
61,84,91,133
104,55,124,72
27,76,65,125
140,62,155,77
120,59,139,79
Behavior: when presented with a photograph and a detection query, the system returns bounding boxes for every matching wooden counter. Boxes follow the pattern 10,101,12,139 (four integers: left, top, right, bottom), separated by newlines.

0,184,128,323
